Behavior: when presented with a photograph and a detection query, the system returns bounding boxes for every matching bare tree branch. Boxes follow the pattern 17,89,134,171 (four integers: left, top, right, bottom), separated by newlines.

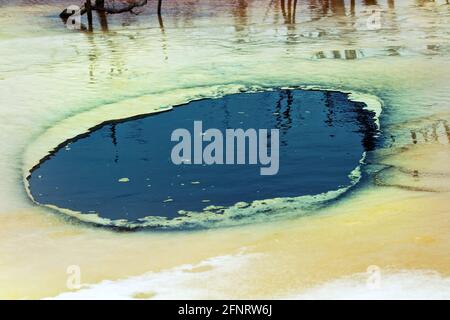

93,0,148,14
60,0,149,19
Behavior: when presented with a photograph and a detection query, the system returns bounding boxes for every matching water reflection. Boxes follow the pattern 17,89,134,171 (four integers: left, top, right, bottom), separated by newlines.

274,90,294,146
97,10,109,32
47,0,450,85
28,89,378,226
59,0,408,30
110,123,119,163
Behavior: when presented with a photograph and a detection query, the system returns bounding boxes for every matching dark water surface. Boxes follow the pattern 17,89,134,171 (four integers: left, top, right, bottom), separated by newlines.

28,89,378,224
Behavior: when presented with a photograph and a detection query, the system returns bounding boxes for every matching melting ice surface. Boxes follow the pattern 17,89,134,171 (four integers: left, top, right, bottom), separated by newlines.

27,89,378,227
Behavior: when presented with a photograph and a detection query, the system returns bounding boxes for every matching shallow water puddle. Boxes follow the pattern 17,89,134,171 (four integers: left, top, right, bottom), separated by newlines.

27,89,379,228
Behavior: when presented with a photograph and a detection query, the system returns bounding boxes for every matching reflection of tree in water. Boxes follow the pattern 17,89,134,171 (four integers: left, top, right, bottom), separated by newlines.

84,22,128,82
363,0,379,5
269,90,378,151
410,120,450,145
85,33,98,83
325,92,335,127
273,0,389,46
231,0,249,44
97,11,109,31
329,0,346,16
110,123,119,163
352,102,378,151
280,0,298,24
221,99,231,129
306,0,354,17
274,90,293,147
325,92,379,151
109,119,150,164
325,92,378,151
268,0,298,47
64,0,408,46
172,0,199,28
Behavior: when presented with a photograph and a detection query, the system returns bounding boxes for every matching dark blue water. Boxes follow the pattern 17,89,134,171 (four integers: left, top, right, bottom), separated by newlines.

27,89,378,225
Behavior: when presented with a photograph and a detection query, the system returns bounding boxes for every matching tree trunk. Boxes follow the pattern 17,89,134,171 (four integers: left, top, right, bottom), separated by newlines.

158,0,163,16
85,0,93,31
95,0,105,8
